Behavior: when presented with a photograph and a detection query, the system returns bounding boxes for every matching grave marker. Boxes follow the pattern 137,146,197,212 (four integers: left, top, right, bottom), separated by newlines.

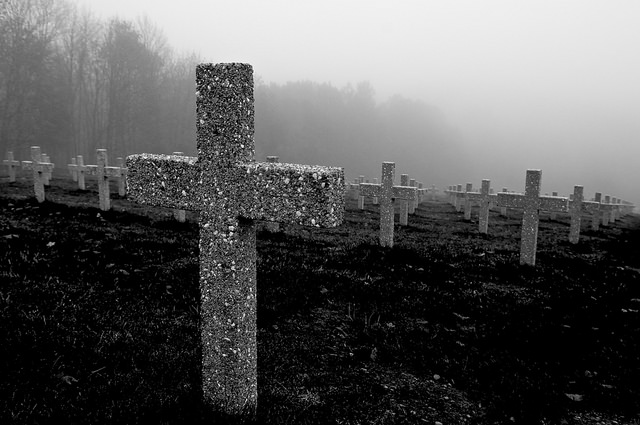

550,192,558,220
399,174,410,225
41,154,52,186
462,183,474,220
372,178,379,205
601,195,613,226
591,192,602,230
465,179,491,233
115,157,128,197
430,184,438,201
85,149,121,211
126,63,344,416
21,146,54,203
68,157,78,182
499,188,508,217
409,179,417,213
3,151,20,182
568,185,601,244
360,162,417,247
496,169,568,265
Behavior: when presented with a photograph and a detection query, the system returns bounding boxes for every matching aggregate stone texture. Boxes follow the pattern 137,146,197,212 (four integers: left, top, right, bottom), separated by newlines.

399,174,410,225
360,162,416,248
125,63,345,416
21,146,54,203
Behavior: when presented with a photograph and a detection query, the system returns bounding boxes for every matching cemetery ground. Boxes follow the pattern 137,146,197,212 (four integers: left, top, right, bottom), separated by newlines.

1,174,639,425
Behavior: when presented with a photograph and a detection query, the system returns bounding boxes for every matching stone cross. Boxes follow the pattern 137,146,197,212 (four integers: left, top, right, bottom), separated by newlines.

86,149,121,211
430,184,438,201
462,183,474,220
360,162,416,247
21,146,54,203
590,192,602,230
409,179,417,213
372,178,379,205
115,157,128,197
610,197,618,223
499,188,509,217
76,155,88,190
601,195,614,226
3,151,20,182
454,184,466,212
549,192,559,220
496,169,568,265
568,185,601,244
357,175,366,209
125,63,344,416
68,157,78,182
41,154,52,186
465,179,491,233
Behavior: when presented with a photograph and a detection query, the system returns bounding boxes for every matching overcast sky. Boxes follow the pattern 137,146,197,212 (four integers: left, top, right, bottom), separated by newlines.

74,0,640,206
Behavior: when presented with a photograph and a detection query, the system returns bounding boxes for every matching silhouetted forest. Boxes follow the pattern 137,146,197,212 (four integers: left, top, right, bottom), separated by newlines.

1,0,467,184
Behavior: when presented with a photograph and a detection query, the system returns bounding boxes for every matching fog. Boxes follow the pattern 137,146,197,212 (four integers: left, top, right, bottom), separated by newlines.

18,1,640,207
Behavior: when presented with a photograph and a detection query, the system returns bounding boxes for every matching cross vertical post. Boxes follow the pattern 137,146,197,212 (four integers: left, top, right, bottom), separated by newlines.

86,149,121,211
41,154,52,186
115,157,128,197
463,183,473,220
21,146,54,203
68,157,78,182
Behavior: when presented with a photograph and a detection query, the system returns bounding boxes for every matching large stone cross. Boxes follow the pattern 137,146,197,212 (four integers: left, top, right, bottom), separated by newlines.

359,162,416,247
496,169,568,265
86,149,121,211
125,63,344,416
465,179,492,233
21,146,54,203
3,151,20,182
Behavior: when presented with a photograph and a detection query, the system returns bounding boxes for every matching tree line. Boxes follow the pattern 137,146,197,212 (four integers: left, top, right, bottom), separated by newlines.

1,0,466,184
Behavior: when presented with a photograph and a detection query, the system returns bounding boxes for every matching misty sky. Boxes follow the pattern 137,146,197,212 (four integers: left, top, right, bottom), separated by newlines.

74,0,640,207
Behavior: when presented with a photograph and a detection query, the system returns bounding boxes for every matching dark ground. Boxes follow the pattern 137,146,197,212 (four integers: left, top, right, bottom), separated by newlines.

1,173,639,425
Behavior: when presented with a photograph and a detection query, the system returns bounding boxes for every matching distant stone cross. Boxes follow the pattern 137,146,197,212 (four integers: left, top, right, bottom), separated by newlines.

568,185,601,244
359,162,417,247
465,179,491,233
398,173,414,225
496,169,568,265
41,154,52,186
115,157,128,197
68,157,78,182
86,149,121,211
454,184,465,212
21,146,54,203
125,63,344,416
461,183,474,220
3,151,20,182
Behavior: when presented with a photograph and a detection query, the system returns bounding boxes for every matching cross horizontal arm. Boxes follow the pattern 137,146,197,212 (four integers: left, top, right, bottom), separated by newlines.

127,154,345,227
359,183,381,198
85,165,123,178
496,192,525,209
237,162,344,227
391,186,417,201
539,196,568,212
581,200,601,213
127,154,200,210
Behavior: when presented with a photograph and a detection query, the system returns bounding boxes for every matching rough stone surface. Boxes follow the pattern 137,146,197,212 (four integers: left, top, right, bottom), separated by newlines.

125,63,344,416
264,155,280,232
3,151,20,182
360,162,416,247
85,149,121,211
21,146,54,203
496,169,568,266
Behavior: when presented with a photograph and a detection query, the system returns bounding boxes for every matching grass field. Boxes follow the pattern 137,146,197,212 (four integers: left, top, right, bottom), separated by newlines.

1,175,639,424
